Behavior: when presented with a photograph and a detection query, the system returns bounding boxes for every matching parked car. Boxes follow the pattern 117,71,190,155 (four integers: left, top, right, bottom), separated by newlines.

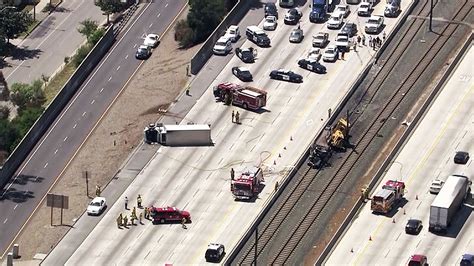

263,15,278,31
87,197,107,216
235,47,255,63
461,254,474,266
143,33,159,48
384,0,401,17
150,206,191,224
135,45,152,60
298,58,326,74
408,254,428,266
454,151,470,164
405,219,423,234
213,36,232,55
264,2,278,19
429,179,445,194
307,47,322,61
327,13,344,29
358,2,372,16
284,8,302,25
224,25,240,42
341,22,358,37
289,28,304,43
246,25,271,47
232,66,253,82
334,4,350,18
269,69,303,83
365,15,384,34
312,32,330,48
335,33,350,51
205,243,225,262
323,45,339,62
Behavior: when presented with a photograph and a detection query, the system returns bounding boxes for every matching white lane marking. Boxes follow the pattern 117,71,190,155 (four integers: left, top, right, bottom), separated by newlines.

108,76,112,81
73,123,77,129
64,136,68,142
134,43,137,48
82,111,86,116
44,163,48,168
149,23,153,28
100,88,104,93
3,219,7,224
165,3,168,7
54,149,58,154
91,99,95,105
13,204,18,210
157,13,161,18
125,54,129,59
116,66,121,71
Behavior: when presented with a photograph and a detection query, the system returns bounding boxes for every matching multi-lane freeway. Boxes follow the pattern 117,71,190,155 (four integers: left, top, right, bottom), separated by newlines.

44,0,410,264
326,45,473,265
0,0,186,258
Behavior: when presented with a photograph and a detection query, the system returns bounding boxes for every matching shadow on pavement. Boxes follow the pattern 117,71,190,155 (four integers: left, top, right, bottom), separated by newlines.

0,187,35,203
9,46,42,61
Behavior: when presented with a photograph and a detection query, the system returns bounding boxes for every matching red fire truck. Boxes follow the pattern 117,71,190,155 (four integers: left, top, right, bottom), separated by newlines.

371,180,405,214
231,166,264,200
213,82,267,110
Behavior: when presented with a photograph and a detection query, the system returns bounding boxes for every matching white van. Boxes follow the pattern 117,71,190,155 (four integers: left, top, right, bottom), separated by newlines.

213,36,232,55
224,25,240,42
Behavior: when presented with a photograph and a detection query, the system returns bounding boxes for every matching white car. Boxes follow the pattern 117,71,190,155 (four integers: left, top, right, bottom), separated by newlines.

224,25,240,42
365,15,384,34
327,13,344,29
263,16,278,31
213,36,232,55
335,33,350,51
307,47,322,62
323,45,339,62
334,4,350,18
429,180,445,194
143,33,160,48
358,2,372,16
87,197,107,215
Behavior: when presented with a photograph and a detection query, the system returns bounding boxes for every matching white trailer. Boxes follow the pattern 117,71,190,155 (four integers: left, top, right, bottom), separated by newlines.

429,174,471,233
156,124,212,146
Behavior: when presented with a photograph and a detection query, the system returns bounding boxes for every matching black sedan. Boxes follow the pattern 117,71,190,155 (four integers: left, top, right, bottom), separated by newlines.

269,69,303,83
232,67,253,82
284,8,302,25
236,47,255,63
405,219,422,235
454,151,470,164
298,58,326,74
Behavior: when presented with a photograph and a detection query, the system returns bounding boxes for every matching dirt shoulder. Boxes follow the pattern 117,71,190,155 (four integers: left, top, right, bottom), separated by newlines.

9,5,199,263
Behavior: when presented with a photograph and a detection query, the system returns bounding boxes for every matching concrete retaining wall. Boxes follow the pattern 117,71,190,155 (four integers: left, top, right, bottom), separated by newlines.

190,0,253,75
0,27,115,190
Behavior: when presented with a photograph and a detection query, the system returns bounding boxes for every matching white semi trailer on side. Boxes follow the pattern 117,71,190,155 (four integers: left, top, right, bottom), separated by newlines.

155,124,212,146
429,174,471,233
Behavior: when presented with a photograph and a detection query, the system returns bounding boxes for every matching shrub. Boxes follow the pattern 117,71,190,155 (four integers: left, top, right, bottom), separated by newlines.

174,19,194,48
72,44,91,67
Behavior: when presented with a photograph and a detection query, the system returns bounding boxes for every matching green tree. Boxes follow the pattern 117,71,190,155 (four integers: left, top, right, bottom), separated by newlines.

0,8,33,43
174,19,194,48
94,0,128,24
88,27,106,45
0,119,19,152
78,19,99,44
10,80,46,111
0,106,10,120
12,106,44,137
187,0,225,44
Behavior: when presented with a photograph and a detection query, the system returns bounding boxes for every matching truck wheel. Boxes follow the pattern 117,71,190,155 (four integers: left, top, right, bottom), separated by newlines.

160,218,165,224
243,103,248,109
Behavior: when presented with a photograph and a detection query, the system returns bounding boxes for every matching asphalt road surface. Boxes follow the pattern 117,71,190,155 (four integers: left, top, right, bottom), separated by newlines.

0,0,186,258
2,0,104,84
327,46,474,265
53,1,407,264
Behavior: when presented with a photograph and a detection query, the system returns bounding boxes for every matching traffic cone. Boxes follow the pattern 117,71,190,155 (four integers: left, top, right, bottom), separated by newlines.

392,218,396,223
279,153,281,158
416,195,418,200
369,235,372,241
274,160,276,165
350,248,353,253
284,146,287,150
290,136,293,141
403,209,406,215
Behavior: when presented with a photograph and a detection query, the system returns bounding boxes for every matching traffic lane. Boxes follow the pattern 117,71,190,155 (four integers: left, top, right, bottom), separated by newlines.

0,0,186,256
5,0,104,83
326,47,474,265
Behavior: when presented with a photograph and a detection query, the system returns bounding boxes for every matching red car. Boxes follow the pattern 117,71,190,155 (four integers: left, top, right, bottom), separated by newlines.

150,206,191,224
408,254,428,266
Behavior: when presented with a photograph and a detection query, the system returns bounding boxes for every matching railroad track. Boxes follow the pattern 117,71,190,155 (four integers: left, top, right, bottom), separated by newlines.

233,0,472,264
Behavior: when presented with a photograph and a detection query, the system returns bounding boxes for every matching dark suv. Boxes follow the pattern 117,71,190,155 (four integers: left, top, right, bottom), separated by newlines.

264,3,278,19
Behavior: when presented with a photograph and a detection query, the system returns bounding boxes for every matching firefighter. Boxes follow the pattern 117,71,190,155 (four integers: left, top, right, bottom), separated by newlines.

230,168,235,181
137,194,142,208
95,185,101,197
139,212,143,224
124,196,129,210
117,214,123,228
132,207,137,219
181,217,187,229
235,111,240,124
123,215,128,227
232,110,235,123
144,207,149,219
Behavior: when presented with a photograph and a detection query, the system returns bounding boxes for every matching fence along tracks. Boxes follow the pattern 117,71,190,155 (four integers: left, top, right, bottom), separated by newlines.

235,0,472,264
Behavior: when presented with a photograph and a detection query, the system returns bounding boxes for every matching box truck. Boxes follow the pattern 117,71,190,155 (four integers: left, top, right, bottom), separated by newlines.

145,124,212,146
429,174,471,233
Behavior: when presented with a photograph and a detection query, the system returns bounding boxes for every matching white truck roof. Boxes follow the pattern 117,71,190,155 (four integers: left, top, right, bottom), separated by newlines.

161,124,210,132
431,175,468,208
